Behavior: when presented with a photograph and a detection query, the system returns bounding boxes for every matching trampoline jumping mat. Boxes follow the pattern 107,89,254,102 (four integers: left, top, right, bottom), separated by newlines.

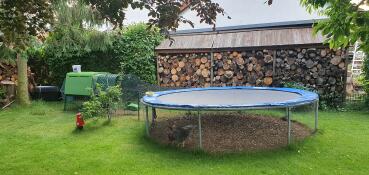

142,87,319,110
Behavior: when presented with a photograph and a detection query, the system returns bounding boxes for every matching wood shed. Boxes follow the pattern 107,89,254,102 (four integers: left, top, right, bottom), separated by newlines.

155,20,348,103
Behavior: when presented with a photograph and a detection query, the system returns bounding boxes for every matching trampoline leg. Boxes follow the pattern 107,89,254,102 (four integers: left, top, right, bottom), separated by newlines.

145,105,150,137
314,100,319,132
152,108,157,126
198,111,203,149
287,107,292,145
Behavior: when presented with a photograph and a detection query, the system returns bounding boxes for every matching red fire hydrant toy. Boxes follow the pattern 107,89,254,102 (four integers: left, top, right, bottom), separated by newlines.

76,113,85,129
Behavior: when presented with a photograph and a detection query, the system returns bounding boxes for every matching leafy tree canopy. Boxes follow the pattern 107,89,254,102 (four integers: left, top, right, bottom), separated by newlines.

1,0,227,49
0,0,226,105
84,0,228,33
300,0,369,52
0,0,53,51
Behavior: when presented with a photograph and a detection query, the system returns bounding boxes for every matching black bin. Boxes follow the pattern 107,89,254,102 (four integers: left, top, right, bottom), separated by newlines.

31,86,61,101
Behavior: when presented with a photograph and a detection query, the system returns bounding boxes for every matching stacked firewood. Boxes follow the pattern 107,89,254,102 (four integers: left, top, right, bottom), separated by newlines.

0,60,37,92
157,47,346,101
273,48,346,97
0,60,18,83
157,53,211,87
212,50,274,87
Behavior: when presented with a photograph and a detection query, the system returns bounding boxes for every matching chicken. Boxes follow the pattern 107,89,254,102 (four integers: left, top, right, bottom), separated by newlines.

167,124,197,147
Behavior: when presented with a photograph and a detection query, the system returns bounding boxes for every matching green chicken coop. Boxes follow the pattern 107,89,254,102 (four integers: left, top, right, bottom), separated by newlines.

62,72,119,110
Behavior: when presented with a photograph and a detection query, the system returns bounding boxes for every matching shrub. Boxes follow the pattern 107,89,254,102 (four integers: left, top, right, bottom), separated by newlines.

282,81,334,110
41,28,117,86
28,24,163,86
282,82,312,91
0,86,6,99
114,23,163,84
81,84,122,120
362,55,369,106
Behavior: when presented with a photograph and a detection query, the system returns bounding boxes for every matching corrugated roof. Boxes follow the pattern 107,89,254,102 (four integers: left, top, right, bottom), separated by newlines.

156,22,326,51
173,19,321,34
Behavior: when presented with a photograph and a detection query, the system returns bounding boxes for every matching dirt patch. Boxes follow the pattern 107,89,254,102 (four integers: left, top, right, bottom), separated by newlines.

150,113,312,153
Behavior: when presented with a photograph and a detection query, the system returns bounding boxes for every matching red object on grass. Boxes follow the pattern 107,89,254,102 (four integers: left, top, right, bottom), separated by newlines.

76,113,85,129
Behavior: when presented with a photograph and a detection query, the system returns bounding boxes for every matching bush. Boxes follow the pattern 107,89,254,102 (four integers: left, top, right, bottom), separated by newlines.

0,86,6,99
282,82,312,91
281,82,317,111
28,24,163,86
41,28,118,86
81,84,122,120
114,23,163,84
362,55,369,106
282,81,333,110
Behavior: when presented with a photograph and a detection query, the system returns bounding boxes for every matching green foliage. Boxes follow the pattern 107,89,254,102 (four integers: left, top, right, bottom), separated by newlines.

81,98,102,119
25,0,117,86
0,0,53,50
81,84,122,120
84,0,227,33
282,81,337,110
53,0,103,28
0,0,53,105
299,0,369,108
114,23,164,84
1,0,226,105
282,82,318,111
2,103,369,174
29,23,163,86
282,82,312,91
0,86,6,99
362,55,369,105
37,27,117,86
300,0,369,52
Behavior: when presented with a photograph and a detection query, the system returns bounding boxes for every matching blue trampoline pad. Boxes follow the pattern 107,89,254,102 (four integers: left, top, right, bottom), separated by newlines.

142,87,319,110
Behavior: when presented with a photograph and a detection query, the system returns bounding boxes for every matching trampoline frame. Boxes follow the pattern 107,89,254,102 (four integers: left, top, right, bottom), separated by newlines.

141,86,319,149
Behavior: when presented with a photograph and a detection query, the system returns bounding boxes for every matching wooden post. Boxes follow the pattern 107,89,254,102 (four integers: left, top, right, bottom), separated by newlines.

156,54,161,86
342,48,349,104
210,51,214,87
273,50,277,81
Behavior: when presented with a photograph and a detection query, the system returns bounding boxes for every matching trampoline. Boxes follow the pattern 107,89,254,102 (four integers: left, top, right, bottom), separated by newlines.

141,86,319,148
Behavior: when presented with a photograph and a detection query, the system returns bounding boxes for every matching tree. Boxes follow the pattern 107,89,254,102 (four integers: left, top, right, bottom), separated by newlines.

0,0,53,105
0,0,226,105
115,23,163,84
298,0,369,102
299,0,369,51
265,0,368,51
85,0,228,33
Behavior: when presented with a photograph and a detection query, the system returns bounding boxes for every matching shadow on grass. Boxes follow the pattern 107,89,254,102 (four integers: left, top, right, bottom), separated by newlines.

71,119,113,136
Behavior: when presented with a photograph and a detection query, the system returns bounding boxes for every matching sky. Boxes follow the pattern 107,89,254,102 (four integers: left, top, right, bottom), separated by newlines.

122,0,324,31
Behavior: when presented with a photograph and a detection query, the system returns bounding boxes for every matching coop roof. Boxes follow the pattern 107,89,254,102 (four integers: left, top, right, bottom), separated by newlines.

156,20,326,52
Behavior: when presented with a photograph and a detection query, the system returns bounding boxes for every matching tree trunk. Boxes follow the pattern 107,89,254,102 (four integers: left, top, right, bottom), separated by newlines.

16,53,30,105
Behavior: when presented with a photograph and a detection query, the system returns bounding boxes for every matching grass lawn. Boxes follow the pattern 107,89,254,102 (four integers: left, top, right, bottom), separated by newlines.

0,102,369,175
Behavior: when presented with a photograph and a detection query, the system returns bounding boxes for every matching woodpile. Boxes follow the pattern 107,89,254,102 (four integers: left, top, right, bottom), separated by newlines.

0,81,16,107
157,47,346,102
273,48,346,98
0,60,37,93
212,50,274,87
157,53,211,87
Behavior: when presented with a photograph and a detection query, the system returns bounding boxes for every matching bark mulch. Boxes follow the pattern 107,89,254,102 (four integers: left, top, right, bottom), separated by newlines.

149,113,312,153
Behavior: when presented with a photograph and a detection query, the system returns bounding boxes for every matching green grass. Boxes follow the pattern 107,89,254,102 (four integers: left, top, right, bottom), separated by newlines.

0,102,369,175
